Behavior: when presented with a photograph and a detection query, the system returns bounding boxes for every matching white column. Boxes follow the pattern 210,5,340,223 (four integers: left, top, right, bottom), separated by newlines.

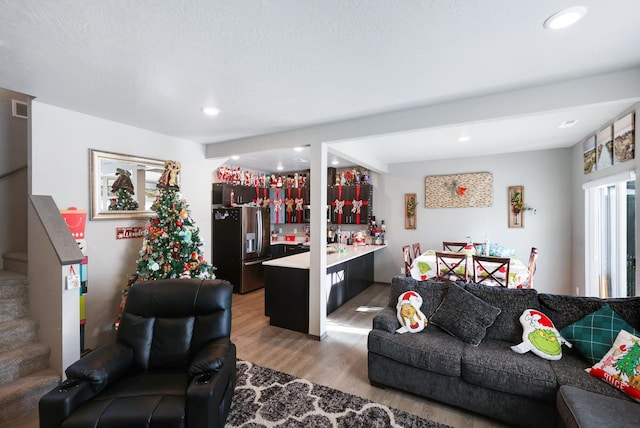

309,142,327,339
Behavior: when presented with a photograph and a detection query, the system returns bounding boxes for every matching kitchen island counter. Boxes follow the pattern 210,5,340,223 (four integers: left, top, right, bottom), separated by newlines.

263,243,386,269
263,243,386,334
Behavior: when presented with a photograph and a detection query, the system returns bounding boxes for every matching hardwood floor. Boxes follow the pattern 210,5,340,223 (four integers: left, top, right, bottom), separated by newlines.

1,282,509,428
231,282,509,428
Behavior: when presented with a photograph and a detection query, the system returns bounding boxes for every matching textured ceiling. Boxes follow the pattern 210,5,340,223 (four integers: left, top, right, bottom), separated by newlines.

1,1,640,171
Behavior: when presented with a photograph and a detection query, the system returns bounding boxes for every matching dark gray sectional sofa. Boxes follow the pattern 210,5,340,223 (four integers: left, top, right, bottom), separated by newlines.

367,276,640,427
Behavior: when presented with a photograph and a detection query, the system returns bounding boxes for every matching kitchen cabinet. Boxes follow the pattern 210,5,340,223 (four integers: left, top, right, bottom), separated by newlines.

327,183,372,225
281,187,309,224
212,183,259,206
270,243,309,259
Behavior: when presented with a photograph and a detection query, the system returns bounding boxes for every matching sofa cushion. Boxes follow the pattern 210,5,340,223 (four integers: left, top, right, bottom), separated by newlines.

367,328,464,377
461,339,558,401
430,283,501,346
550,347,632,401
388,276,453,318
588,329,640,402
560,304,640,365
538,294,640,331
557,385,640,428
465,282,540,343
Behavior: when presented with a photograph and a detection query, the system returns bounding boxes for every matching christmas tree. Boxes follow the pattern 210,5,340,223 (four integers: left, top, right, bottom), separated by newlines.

109,188,139,211
115,160,214,328
109,168,139,211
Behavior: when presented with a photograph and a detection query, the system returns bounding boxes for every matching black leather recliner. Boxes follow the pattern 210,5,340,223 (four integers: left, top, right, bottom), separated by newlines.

39,278,236,428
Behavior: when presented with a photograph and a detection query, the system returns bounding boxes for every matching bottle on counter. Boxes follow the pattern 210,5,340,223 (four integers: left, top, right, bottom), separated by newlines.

484,235,490,256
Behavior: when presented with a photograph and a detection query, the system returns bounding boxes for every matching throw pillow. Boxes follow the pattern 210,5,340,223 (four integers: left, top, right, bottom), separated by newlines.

587,329,640,402
430,283,501,346
511,309,571,360
396,291,427,333
560,304,640,365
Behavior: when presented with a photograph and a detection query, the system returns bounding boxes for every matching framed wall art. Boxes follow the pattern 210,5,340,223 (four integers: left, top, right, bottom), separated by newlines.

613,112,635,164
405,193,417,229
424,172,493,208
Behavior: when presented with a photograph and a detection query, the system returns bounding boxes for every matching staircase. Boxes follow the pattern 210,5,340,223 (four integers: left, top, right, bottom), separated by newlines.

0,252,60,424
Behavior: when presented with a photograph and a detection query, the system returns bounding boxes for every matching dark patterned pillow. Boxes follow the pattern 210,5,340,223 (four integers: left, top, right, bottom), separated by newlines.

560,304,640,365
430,283,501,346
465,282,540,343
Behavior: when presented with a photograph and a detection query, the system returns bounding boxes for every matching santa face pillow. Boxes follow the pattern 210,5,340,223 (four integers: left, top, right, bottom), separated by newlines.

511,309,571,360
396,291,427,333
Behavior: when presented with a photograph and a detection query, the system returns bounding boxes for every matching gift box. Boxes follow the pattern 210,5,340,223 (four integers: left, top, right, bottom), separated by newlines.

269,188,285,224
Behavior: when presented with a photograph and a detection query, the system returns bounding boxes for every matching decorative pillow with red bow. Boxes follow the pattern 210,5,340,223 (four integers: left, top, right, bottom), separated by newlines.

396,291,427,334
511,309,571,360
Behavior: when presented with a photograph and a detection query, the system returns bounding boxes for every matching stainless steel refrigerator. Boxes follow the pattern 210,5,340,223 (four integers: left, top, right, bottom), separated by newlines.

212,206,271,293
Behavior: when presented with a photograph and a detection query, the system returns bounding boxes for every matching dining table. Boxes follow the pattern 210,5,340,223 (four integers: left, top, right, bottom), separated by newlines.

409,249,529,288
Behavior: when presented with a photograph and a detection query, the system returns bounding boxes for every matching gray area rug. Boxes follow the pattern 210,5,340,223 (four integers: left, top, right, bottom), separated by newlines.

227,360,452,427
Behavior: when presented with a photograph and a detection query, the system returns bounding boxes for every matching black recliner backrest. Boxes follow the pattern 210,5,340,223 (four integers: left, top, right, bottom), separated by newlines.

117,278,232,371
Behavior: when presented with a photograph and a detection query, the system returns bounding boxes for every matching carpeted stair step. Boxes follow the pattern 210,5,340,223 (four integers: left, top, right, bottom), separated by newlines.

0,368,60,424
0,270,28,299
0,318,38,353
0,297,29,322
1,252,28,276
0,342,52,387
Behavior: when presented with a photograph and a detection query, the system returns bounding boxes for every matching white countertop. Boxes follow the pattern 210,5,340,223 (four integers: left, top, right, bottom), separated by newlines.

263,243,386,269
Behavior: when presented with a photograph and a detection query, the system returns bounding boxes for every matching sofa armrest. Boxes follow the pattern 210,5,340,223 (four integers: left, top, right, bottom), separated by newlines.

65,342,134,393
372,307,399,333
188,337,232,376
187,342,237,428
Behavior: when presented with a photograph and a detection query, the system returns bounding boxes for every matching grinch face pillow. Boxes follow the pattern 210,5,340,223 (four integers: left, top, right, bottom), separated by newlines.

396,291,427,334
511,309,571,360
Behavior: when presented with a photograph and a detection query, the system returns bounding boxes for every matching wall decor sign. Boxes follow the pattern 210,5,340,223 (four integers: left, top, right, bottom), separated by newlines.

583,135,596,174
596,125,613,170
613,112,635,164
424,172,493,208
116,226,145,239
508,186,537,228
405,193,417,229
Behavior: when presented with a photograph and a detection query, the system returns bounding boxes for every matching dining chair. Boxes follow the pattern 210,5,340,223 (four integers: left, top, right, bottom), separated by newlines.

435,251,468,282
523,247,538,288
402,245,413,277
472,255,511,287
442,241,467,252
412,242,422,258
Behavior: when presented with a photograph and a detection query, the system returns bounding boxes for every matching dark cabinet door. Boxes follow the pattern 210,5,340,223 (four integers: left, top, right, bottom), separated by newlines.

347,252,374,298
326,262,348,315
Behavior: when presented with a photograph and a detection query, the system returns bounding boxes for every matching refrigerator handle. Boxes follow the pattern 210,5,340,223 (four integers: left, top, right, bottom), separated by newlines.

256,208,262,255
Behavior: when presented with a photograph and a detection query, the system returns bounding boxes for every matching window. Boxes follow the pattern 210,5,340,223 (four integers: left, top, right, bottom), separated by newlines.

584,171,636,297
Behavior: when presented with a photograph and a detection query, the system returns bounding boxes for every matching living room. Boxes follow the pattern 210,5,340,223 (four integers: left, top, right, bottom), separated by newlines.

1,2,640,427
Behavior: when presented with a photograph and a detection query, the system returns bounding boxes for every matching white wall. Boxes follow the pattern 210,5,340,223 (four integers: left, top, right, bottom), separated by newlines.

373,148,572,295
30,102,223,349
570,104,639,296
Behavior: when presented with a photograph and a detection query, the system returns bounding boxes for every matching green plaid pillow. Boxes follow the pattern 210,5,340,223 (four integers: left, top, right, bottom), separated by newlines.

560,304,640,365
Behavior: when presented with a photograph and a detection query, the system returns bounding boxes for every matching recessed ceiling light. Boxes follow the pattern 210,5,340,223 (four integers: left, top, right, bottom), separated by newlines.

231,155,240,160
458,136,470,142
276,165,284,171
559,120,579,128
543,6,587,30
294,147,304,152
331,160,339,165
201,106,220,116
